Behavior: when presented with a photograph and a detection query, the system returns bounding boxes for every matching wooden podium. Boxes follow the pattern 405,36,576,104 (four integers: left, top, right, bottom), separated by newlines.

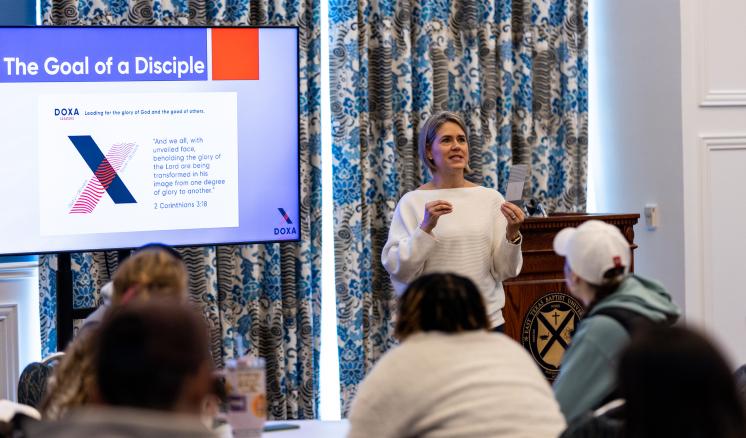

502,213,639,379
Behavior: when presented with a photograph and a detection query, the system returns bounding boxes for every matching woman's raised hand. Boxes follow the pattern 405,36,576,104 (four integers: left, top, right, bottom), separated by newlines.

500,202,525,241
420,200,453,234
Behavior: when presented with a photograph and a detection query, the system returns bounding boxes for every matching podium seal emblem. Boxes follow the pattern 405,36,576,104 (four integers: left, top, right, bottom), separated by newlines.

521,293,583,380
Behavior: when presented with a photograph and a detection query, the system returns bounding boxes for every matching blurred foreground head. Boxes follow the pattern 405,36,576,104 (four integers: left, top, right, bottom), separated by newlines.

94,300,212,415
619,326,746,438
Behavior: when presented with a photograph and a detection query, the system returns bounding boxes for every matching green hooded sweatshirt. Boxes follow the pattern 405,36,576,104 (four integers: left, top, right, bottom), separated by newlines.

553,274,680,422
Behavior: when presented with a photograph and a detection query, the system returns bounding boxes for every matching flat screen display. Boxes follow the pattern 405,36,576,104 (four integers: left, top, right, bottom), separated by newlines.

0,26,299,255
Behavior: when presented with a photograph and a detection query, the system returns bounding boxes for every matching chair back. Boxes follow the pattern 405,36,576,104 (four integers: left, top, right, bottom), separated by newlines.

560,400,625,438
17,353,65,408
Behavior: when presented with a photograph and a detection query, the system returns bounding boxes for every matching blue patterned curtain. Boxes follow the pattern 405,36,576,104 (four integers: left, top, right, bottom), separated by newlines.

331,0,588,412
38,0,321,418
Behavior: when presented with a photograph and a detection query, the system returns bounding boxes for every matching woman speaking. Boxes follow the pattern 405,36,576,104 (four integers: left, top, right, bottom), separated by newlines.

381,111,524,331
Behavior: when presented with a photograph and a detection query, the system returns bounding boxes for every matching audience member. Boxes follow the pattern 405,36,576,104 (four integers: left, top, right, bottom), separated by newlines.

552,220,680,421
110,243,187,306
79,243,184,335
95,300,212,413
78,281,113,335
347,273,566,438
27,300,214,437
618,326,746,438
40,245,189,419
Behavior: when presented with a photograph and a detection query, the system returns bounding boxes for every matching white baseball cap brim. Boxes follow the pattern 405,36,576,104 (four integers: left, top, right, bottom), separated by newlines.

553,220,631,285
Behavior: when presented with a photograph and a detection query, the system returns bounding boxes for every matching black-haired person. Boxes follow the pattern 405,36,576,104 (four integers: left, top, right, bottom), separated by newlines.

28,300,214,437
347,273,566,438
381,111,524,331
552,220,680,422
618,326,746,438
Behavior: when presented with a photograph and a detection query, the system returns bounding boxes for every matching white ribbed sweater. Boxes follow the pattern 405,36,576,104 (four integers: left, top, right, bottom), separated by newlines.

347,331,567,438
381,186,522,326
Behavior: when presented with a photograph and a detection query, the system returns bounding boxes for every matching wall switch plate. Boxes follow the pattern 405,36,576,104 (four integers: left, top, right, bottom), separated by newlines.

644,204,659,230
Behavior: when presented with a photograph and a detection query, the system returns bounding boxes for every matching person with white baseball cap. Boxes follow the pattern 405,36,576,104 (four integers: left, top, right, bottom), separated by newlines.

551,220,680,422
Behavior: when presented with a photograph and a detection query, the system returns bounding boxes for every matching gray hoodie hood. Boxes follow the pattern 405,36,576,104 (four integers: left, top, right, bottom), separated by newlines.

589,274,680,324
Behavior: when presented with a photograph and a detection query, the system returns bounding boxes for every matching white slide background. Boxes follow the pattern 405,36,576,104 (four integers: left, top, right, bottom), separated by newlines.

37,92,238,236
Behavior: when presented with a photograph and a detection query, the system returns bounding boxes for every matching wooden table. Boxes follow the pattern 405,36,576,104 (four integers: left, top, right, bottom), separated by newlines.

215,420,350,438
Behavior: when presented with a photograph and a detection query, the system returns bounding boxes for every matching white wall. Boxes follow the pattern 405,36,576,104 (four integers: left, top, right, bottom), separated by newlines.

681,0,746,366
589,0,685,309
0,261,41,401
592,0,746,367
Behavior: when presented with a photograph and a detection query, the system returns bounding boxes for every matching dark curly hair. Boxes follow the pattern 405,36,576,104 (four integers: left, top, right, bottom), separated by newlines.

395,273,489,340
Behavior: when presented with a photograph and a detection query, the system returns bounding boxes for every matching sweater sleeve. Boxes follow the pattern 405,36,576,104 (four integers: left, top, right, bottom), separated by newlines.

491,199,523,280
381,196,437,294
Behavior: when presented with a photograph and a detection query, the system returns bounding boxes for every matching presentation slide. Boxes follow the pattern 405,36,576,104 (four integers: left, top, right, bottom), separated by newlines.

0,27,299,255
38,92,239,236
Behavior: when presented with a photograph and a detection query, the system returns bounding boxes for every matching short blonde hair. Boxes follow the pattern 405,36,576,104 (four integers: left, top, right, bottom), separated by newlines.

112,248,188,305
418,111,472,174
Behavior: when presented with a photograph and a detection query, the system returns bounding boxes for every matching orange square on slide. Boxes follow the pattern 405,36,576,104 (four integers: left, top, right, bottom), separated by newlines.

212,28,259,80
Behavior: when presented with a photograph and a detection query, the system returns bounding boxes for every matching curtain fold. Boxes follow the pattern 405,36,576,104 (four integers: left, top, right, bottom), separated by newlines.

38,0,321,418
331,0,588,413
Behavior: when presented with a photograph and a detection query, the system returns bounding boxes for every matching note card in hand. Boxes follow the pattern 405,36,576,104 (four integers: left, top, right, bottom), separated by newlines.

505,164,528,208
